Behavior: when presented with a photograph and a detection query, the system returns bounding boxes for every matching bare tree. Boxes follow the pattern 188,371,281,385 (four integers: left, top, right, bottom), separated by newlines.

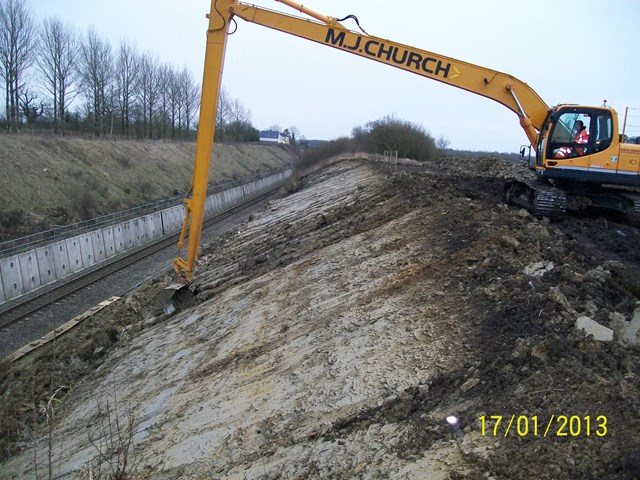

156,63,172,138
212,89,255,142
78,27,112,136
19,88,43,126
0,0,36,132
135,53,159,139
166,65,180,138
179,67,198,140
36,17,78,135
288,125,300,144
114,41,138,136
229,98,250,124
228,97,252,141
216,85,231,141
436,134,451,150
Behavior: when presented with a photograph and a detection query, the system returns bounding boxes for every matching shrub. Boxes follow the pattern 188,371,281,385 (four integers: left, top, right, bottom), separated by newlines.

297,136,354,173
352,114,438,161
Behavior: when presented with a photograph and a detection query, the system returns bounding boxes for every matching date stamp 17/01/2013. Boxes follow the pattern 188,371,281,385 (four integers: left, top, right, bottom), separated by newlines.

479,415,608,438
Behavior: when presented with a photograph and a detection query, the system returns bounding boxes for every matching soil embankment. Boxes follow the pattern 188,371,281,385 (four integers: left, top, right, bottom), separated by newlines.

2,156,639,479
0,134,296,239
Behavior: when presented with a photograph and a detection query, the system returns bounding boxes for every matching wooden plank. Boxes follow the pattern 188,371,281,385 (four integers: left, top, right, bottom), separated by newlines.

4,296,121,363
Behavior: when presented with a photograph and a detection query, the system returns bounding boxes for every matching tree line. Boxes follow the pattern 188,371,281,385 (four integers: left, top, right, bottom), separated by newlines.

298,114,449,170
0,0,259,141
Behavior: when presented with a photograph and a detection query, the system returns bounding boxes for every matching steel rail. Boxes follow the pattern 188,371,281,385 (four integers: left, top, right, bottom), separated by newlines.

0,185,284,331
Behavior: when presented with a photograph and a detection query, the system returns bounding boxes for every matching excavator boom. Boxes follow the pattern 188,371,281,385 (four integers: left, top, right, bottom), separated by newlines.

172,0,638,283
173,0,550,281
229,1,547,145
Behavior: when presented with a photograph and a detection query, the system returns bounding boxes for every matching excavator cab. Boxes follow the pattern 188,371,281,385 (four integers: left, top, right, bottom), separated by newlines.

536,106,617,184
512,104,640,224
548,112,592,158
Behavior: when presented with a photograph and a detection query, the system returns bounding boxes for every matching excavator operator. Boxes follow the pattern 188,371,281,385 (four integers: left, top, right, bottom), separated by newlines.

555,120,589,158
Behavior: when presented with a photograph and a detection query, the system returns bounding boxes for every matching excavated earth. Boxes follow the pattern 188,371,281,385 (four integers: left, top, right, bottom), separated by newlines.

2,156,640,479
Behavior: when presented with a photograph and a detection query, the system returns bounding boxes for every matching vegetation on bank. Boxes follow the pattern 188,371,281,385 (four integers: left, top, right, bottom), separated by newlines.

297,115,446,172
0,136,296,241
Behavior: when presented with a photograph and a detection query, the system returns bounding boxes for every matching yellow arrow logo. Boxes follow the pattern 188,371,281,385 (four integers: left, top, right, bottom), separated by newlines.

449,64,461,80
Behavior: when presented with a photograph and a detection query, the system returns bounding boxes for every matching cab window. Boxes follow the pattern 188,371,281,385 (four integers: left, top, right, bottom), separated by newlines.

549,112,592,159
591,112,613,152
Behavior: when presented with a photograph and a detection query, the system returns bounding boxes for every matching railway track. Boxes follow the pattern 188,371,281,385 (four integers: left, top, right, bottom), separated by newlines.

0,186,284,332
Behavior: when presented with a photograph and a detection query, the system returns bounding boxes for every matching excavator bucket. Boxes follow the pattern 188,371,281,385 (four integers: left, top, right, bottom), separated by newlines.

157,277,189,315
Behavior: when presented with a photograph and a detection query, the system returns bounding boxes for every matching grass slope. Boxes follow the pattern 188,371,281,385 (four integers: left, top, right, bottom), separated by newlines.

0,134,297,240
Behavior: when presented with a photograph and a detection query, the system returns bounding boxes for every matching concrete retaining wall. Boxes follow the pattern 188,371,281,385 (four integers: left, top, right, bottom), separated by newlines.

51,240,70,280
35,245,56,286
0,255,23,301
0,168,291,305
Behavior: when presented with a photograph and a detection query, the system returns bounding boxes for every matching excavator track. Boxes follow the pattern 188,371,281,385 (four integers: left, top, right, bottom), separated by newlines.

618,191,640,226
633,197,640,226
504,179,640,226
503,178,567,220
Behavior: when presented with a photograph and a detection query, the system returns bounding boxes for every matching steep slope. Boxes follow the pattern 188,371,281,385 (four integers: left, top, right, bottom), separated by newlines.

0,135,295,239
2,158,639,479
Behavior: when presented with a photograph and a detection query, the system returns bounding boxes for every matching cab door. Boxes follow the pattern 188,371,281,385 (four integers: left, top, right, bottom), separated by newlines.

587,110,618,175
544,109,593,176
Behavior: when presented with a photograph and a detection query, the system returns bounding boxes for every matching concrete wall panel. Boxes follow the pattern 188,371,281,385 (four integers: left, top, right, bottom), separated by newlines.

210,193,221,212
204,196,215,216
175,206,186,230
147,212,162,239
121,221,135,250
113,223,126,253
19,251,41,292
0,255,23,301
0,273,4,303
213,194,221,212
160,209,172,234
36,244,57,285
216,191,226,209
78,233,95,268
147,213,157,239
91,230,107,263
162,206,183,232
65,237,83,273
176,205,186,231
140,215,151,241
51,240,70,279
136,218,147,245
141,213,159,241
230,186,242,204
222,190,232,208
131,218,144,246
102,226,116,258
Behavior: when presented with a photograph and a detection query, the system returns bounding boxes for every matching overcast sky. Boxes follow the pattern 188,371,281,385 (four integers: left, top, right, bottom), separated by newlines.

31,0,640,152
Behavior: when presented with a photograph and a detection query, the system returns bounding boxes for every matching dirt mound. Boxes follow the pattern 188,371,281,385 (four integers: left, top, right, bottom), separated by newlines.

2,157,639,479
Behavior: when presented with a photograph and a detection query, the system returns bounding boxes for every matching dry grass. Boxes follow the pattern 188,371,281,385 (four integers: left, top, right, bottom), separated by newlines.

0,133,297,238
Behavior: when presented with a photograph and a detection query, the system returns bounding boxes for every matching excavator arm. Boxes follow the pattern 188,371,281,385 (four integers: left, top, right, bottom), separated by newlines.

173,0,550,280
232,0,549,142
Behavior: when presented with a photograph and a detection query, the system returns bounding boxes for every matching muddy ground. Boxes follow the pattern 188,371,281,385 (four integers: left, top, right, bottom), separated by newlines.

1,155,639,479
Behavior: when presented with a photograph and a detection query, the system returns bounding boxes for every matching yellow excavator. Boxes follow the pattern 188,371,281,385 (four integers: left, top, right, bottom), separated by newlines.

172,0,640,283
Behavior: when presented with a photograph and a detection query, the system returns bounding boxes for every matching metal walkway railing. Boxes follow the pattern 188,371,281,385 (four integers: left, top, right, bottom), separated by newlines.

0,168,290,257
